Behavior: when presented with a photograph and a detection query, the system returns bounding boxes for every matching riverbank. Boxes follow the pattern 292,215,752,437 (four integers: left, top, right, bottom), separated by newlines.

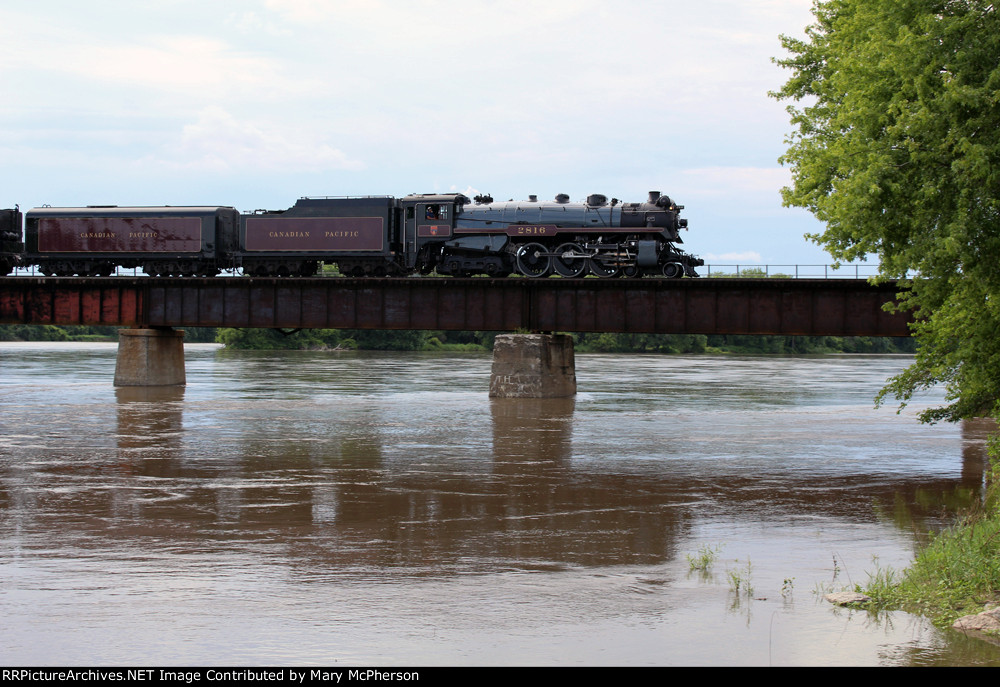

0,324,917,355
864,447,1000,633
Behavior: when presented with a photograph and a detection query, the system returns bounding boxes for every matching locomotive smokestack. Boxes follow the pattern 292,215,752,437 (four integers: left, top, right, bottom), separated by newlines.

648,191,661,203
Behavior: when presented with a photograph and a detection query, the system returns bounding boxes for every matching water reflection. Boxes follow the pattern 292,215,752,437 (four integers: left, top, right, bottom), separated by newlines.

962,417,996,487
57,350,993,573
116,386,185,452
491,397,575,465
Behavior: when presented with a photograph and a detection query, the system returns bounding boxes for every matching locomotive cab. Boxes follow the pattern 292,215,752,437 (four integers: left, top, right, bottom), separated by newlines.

399,193,504,276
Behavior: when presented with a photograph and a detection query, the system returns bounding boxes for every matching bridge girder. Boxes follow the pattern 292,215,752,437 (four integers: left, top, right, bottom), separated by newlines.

0,277,911,337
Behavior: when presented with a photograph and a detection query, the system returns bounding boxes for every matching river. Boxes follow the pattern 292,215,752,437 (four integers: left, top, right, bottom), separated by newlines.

1,342,998,666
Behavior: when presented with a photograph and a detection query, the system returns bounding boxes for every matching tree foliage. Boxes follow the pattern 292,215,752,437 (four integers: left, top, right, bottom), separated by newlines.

772,0,1000,421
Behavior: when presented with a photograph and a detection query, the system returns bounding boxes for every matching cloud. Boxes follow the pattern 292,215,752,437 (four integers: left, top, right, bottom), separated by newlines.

263,0,360,23
252,0,806,117
144,106,364,173
680,167,793,195
1,21,281,98
80,36,274,91
226,11,293,37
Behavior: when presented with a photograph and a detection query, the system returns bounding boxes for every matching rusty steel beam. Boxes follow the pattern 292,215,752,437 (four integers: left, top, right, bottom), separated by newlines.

0,277,145,327
0,277,911,336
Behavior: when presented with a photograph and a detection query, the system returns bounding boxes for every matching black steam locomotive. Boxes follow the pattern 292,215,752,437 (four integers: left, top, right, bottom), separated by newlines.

0,191,702,278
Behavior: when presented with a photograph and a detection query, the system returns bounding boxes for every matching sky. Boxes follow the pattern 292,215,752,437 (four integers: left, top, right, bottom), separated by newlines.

0,0,842,266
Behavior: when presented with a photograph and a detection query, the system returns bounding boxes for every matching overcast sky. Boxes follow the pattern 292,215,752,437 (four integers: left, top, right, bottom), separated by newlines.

0,0,842,266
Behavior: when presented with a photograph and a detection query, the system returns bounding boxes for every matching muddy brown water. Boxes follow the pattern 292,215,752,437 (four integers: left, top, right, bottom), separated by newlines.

1,343,998,666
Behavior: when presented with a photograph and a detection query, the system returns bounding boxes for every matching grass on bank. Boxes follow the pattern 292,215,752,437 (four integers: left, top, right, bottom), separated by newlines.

863,448,1000,629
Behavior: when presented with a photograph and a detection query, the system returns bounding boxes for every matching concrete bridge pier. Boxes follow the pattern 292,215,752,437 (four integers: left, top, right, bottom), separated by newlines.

489,333,577,398
113,327,186,387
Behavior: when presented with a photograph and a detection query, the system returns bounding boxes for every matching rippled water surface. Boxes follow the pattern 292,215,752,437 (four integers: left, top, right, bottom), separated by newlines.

1,343,998,666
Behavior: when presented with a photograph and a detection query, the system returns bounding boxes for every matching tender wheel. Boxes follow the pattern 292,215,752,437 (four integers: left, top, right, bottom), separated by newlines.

662,262,683,279
588,255,620,278
515,242,551,277
552,242,587,278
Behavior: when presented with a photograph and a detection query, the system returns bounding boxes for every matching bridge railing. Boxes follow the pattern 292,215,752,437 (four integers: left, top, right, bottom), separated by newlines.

8,264,885,279
703,264,882,279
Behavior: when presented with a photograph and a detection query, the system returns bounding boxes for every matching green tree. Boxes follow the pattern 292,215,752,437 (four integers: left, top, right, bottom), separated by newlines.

216,328,347,350
772,0,1000,422
343,329,429,351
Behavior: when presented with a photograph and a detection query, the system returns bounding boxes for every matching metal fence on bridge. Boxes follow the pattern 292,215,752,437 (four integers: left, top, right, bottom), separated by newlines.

7,264,887,280
702,264,883,279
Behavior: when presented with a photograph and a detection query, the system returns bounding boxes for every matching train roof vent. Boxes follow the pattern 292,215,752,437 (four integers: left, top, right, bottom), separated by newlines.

555,193,570,203
586,194,608,207
528,195,538,202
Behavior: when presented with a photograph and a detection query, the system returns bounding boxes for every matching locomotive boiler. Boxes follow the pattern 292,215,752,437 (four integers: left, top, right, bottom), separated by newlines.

427,191,701,278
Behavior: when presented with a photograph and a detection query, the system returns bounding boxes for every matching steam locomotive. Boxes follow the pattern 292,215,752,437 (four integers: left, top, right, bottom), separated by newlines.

0,191,702,278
